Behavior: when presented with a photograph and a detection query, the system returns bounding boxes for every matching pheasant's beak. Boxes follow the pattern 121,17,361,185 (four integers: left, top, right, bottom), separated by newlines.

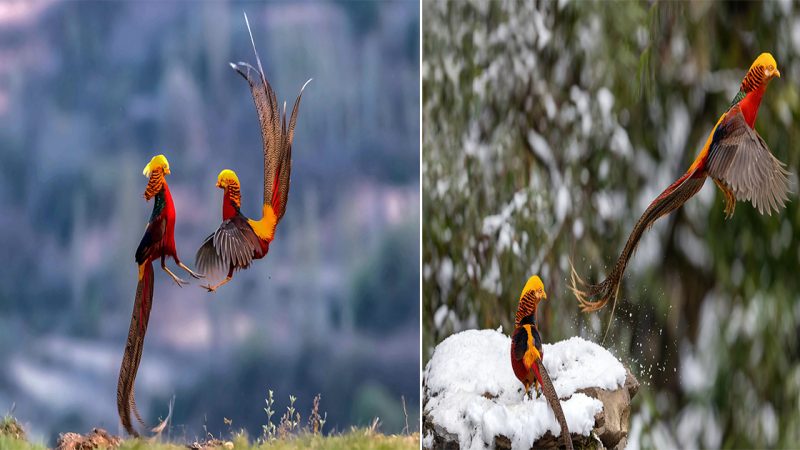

164,166,171,175
775,68,781,78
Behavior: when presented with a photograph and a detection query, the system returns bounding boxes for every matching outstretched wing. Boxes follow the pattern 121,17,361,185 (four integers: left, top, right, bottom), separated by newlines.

706,108,791,215
230,13,309,222
195,216,262,279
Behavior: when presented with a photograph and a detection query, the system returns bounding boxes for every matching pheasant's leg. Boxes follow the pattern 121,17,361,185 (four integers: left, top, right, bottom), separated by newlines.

713,178,736,219
161,256,188,286
202,266,234,293
175,259,204,279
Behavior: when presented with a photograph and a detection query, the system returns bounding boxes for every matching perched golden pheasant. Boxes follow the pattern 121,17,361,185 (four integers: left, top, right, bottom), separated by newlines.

195,15,309,292
510,276,573,450
571,53,790,318
117,155,199,437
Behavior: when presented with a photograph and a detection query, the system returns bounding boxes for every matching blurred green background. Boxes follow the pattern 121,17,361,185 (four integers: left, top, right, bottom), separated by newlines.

0,0,419,444
423,1,799,448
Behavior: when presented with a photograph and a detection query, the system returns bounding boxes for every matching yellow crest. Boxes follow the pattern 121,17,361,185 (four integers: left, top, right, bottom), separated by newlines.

520,275,547,301
216,169,240,188
748,52,780,78
143,154,170,178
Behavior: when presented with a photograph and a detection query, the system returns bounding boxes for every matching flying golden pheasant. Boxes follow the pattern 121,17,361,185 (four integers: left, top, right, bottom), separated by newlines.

195,15,309,292
510,276,573,450
117,155,200,437
571,53,790,319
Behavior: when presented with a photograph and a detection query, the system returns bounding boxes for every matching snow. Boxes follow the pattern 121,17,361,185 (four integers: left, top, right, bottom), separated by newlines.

424,329,627,450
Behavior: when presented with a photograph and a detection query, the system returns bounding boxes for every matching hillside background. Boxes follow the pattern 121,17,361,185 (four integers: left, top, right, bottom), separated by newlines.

423,1,799,448
0,0,420,445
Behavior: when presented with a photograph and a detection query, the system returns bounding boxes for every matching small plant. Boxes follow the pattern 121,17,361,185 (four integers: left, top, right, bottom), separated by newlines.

276,395,301,439
260,389,277,442
307,394,327,435
259,388,329,443
0,415,25,441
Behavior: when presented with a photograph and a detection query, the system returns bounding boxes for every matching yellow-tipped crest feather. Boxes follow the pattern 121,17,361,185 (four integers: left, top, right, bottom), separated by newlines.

750,53,777,72
520,275,547,301
217,169,240,188
143,154,170,178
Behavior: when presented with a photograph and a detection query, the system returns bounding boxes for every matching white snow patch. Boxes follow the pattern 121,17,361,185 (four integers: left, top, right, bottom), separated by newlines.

424,329,627,449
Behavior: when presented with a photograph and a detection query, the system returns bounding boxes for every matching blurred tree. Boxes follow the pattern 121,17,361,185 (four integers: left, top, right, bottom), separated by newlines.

353,221,419,334
423,0,800,447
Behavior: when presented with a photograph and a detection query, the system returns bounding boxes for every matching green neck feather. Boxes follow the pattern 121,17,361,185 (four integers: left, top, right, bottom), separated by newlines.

730,89,746,108
149,191,166,221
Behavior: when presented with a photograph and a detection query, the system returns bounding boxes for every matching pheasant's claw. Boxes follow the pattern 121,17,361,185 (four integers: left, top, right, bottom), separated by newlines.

201,284,217,293
162,266,188,287
171,275,189,287
178,262,204,279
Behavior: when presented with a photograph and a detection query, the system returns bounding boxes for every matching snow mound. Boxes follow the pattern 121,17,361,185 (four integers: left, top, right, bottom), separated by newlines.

423,329,628,450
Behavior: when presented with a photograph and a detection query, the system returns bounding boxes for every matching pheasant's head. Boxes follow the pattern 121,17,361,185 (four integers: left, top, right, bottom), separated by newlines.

514,275,547,328
742,53,781,92
216,169,241,207
143,154,170,178
521,275,547,302
216,169,240,189
142,154,170,200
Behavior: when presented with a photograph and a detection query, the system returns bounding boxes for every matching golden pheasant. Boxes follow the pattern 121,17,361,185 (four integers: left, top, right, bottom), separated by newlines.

117,154,201,437
571,53,790,317
510,276,573,450
195,15,309,292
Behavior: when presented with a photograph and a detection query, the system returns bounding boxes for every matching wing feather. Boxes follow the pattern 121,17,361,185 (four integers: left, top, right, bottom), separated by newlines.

706,109,791,216
195,217,261,281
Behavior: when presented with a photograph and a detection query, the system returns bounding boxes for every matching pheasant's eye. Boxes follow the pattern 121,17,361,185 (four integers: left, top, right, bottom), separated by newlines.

767,64,774,71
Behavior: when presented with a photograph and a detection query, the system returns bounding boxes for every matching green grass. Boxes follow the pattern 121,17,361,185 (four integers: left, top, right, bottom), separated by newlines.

1,391,418,450
0,428,419,450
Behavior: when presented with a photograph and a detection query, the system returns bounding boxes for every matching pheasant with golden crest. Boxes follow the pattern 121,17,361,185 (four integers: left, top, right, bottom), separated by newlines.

510,276,573,450
571,53,790,319
195,15,309,292
117,154,201,437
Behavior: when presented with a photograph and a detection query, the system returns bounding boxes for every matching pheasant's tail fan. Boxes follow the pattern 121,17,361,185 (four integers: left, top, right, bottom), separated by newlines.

230,13,281,211
230,15,309,224
273,79,311,222
116,263,170,437
535,359,574,450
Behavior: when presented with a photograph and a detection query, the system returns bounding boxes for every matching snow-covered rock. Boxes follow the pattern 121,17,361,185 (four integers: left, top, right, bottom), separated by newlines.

423,329,638,450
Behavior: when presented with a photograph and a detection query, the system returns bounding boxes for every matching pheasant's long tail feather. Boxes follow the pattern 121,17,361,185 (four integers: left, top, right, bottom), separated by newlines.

536,360,573,450
116,263,170,437
570,171,706,318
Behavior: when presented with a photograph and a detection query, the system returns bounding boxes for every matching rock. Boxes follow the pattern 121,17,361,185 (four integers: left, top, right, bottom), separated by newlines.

576,369,639,450
56,428,121,450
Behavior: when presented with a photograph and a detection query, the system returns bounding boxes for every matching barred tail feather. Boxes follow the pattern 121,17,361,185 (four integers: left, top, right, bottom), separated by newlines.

116,263,171,437
536,360,573,450
571,173,706,324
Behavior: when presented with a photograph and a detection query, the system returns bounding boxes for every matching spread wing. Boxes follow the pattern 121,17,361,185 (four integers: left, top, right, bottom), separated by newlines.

229,13,310,222
706,108,791,215
195,216,262,279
